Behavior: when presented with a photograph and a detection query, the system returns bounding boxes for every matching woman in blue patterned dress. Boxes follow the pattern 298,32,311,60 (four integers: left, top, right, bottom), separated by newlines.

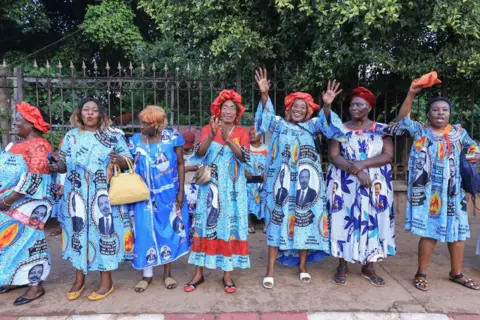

129,105,190,292
387,79,480,291
53,98,132,301
246,125,268,234
185,90,250,294
0,102,54,305
254,68,346,289
326,87,395,287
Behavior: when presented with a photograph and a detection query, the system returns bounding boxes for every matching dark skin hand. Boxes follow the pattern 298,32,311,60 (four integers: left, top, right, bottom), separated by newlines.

175,146,185,208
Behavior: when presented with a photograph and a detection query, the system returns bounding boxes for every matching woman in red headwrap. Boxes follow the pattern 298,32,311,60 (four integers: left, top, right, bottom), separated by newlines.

0,102,55,305
185,90,250,294
326,87,395,287
254,68,346,289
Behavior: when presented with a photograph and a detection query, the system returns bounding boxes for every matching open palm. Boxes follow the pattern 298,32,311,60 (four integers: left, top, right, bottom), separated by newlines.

255,68,271,94
322,80,342,105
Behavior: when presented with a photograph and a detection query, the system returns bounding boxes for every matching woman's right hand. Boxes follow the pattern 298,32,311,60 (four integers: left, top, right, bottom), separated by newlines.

357,171,372,188
409,79,423,95
255,68,271,94
209,116,219,139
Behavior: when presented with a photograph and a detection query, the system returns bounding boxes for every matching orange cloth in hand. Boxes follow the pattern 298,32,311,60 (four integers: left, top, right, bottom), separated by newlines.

412,71,442,89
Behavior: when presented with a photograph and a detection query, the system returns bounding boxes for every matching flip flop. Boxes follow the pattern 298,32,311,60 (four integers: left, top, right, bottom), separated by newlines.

262,277,274,289
300,272,311,283
134,280,150,293
164,276,177,290
248,226,256,234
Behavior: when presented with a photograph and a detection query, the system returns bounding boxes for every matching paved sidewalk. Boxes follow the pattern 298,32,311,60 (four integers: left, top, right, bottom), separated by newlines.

2,312,480,319
1,218,480,317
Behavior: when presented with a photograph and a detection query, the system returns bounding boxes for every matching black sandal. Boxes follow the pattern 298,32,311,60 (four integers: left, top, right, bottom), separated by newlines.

332,266,348,285
13,287,45,306
449,272,480,290
361,266,385,287
0,285,28,294
414,273,428,291
184,276,205,293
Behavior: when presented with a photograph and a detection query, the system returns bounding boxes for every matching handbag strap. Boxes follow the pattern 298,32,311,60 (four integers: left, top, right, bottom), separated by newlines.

297,123,316,137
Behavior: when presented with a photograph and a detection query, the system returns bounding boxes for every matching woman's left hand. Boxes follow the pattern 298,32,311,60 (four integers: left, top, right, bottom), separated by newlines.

322,80,343,106
109,152,124,166
467,153,480,164
175,191,184,208
0,198,10,211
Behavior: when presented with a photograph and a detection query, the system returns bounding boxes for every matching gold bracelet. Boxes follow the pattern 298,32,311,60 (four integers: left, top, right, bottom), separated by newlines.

2,198,12,207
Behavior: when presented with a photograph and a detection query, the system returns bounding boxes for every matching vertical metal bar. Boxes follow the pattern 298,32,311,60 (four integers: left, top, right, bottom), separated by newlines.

170,84,174,126
393,91,398,180
0,66,10,147
471,81,476,138
199,80,203,126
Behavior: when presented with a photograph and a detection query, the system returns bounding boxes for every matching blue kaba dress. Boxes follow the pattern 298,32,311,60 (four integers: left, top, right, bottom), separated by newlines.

128,129,190,269
387,114,479,242
247,144,268,220
326,122,395,264
255,98,346,266
59,128,133,273
0,138,54,286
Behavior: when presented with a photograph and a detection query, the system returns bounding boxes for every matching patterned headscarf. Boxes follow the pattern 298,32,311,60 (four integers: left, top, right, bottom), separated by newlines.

210,90,245,125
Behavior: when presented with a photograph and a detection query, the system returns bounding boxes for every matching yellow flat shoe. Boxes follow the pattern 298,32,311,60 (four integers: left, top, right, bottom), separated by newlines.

67,285,85,301
87,286,114,301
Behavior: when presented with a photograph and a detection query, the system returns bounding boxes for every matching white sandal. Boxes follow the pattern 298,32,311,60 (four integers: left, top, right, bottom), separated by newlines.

263,277,274,289
300,272,311,283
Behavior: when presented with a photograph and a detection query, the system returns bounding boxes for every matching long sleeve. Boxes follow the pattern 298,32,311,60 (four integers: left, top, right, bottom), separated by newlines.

255,97,280,134
313,109,346,142
385,112,426,139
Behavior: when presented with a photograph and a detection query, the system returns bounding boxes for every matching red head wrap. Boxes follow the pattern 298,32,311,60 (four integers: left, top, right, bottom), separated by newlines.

284,92,320,120
351,87,376,108
210,90,245,125
16,101,51,133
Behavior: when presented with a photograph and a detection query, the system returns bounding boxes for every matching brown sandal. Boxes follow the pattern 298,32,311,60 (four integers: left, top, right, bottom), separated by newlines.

414,273,428,291
449,272,480,290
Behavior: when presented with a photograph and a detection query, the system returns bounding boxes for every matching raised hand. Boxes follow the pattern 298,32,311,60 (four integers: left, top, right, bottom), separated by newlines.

209,116,219,139
409,79,423,95
255,68,271,94
322,80,343,106
220,121,233,142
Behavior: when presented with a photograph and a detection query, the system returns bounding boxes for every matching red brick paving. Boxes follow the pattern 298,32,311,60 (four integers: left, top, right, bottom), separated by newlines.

450,315,480,320
166,314,215,320
216,313,259,320
260,313,308,320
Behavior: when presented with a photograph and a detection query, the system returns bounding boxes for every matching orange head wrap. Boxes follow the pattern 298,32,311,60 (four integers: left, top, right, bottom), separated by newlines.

210,90,245,125
351,87,376,108
138,105,168,129
16,101,50,133
284,92,320,120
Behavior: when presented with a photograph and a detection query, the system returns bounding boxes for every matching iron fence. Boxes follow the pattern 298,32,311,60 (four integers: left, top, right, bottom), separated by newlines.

6,60,476,180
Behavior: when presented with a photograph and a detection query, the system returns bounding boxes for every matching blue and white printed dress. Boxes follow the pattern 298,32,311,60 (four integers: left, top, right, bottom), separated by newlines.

326,123,395,264
59,128,133,273
255,98,346,266
129,130,190,269
387,114,479,242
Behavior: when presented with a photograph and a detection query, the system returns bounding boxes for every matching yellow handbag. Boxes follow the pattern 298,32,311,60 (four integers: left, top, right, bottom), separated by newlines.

109,157,150,205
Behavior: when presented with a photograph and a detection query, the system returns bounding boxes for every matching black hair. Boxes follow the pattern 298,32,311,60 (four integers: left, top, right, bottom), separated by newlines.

426,96,452,114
